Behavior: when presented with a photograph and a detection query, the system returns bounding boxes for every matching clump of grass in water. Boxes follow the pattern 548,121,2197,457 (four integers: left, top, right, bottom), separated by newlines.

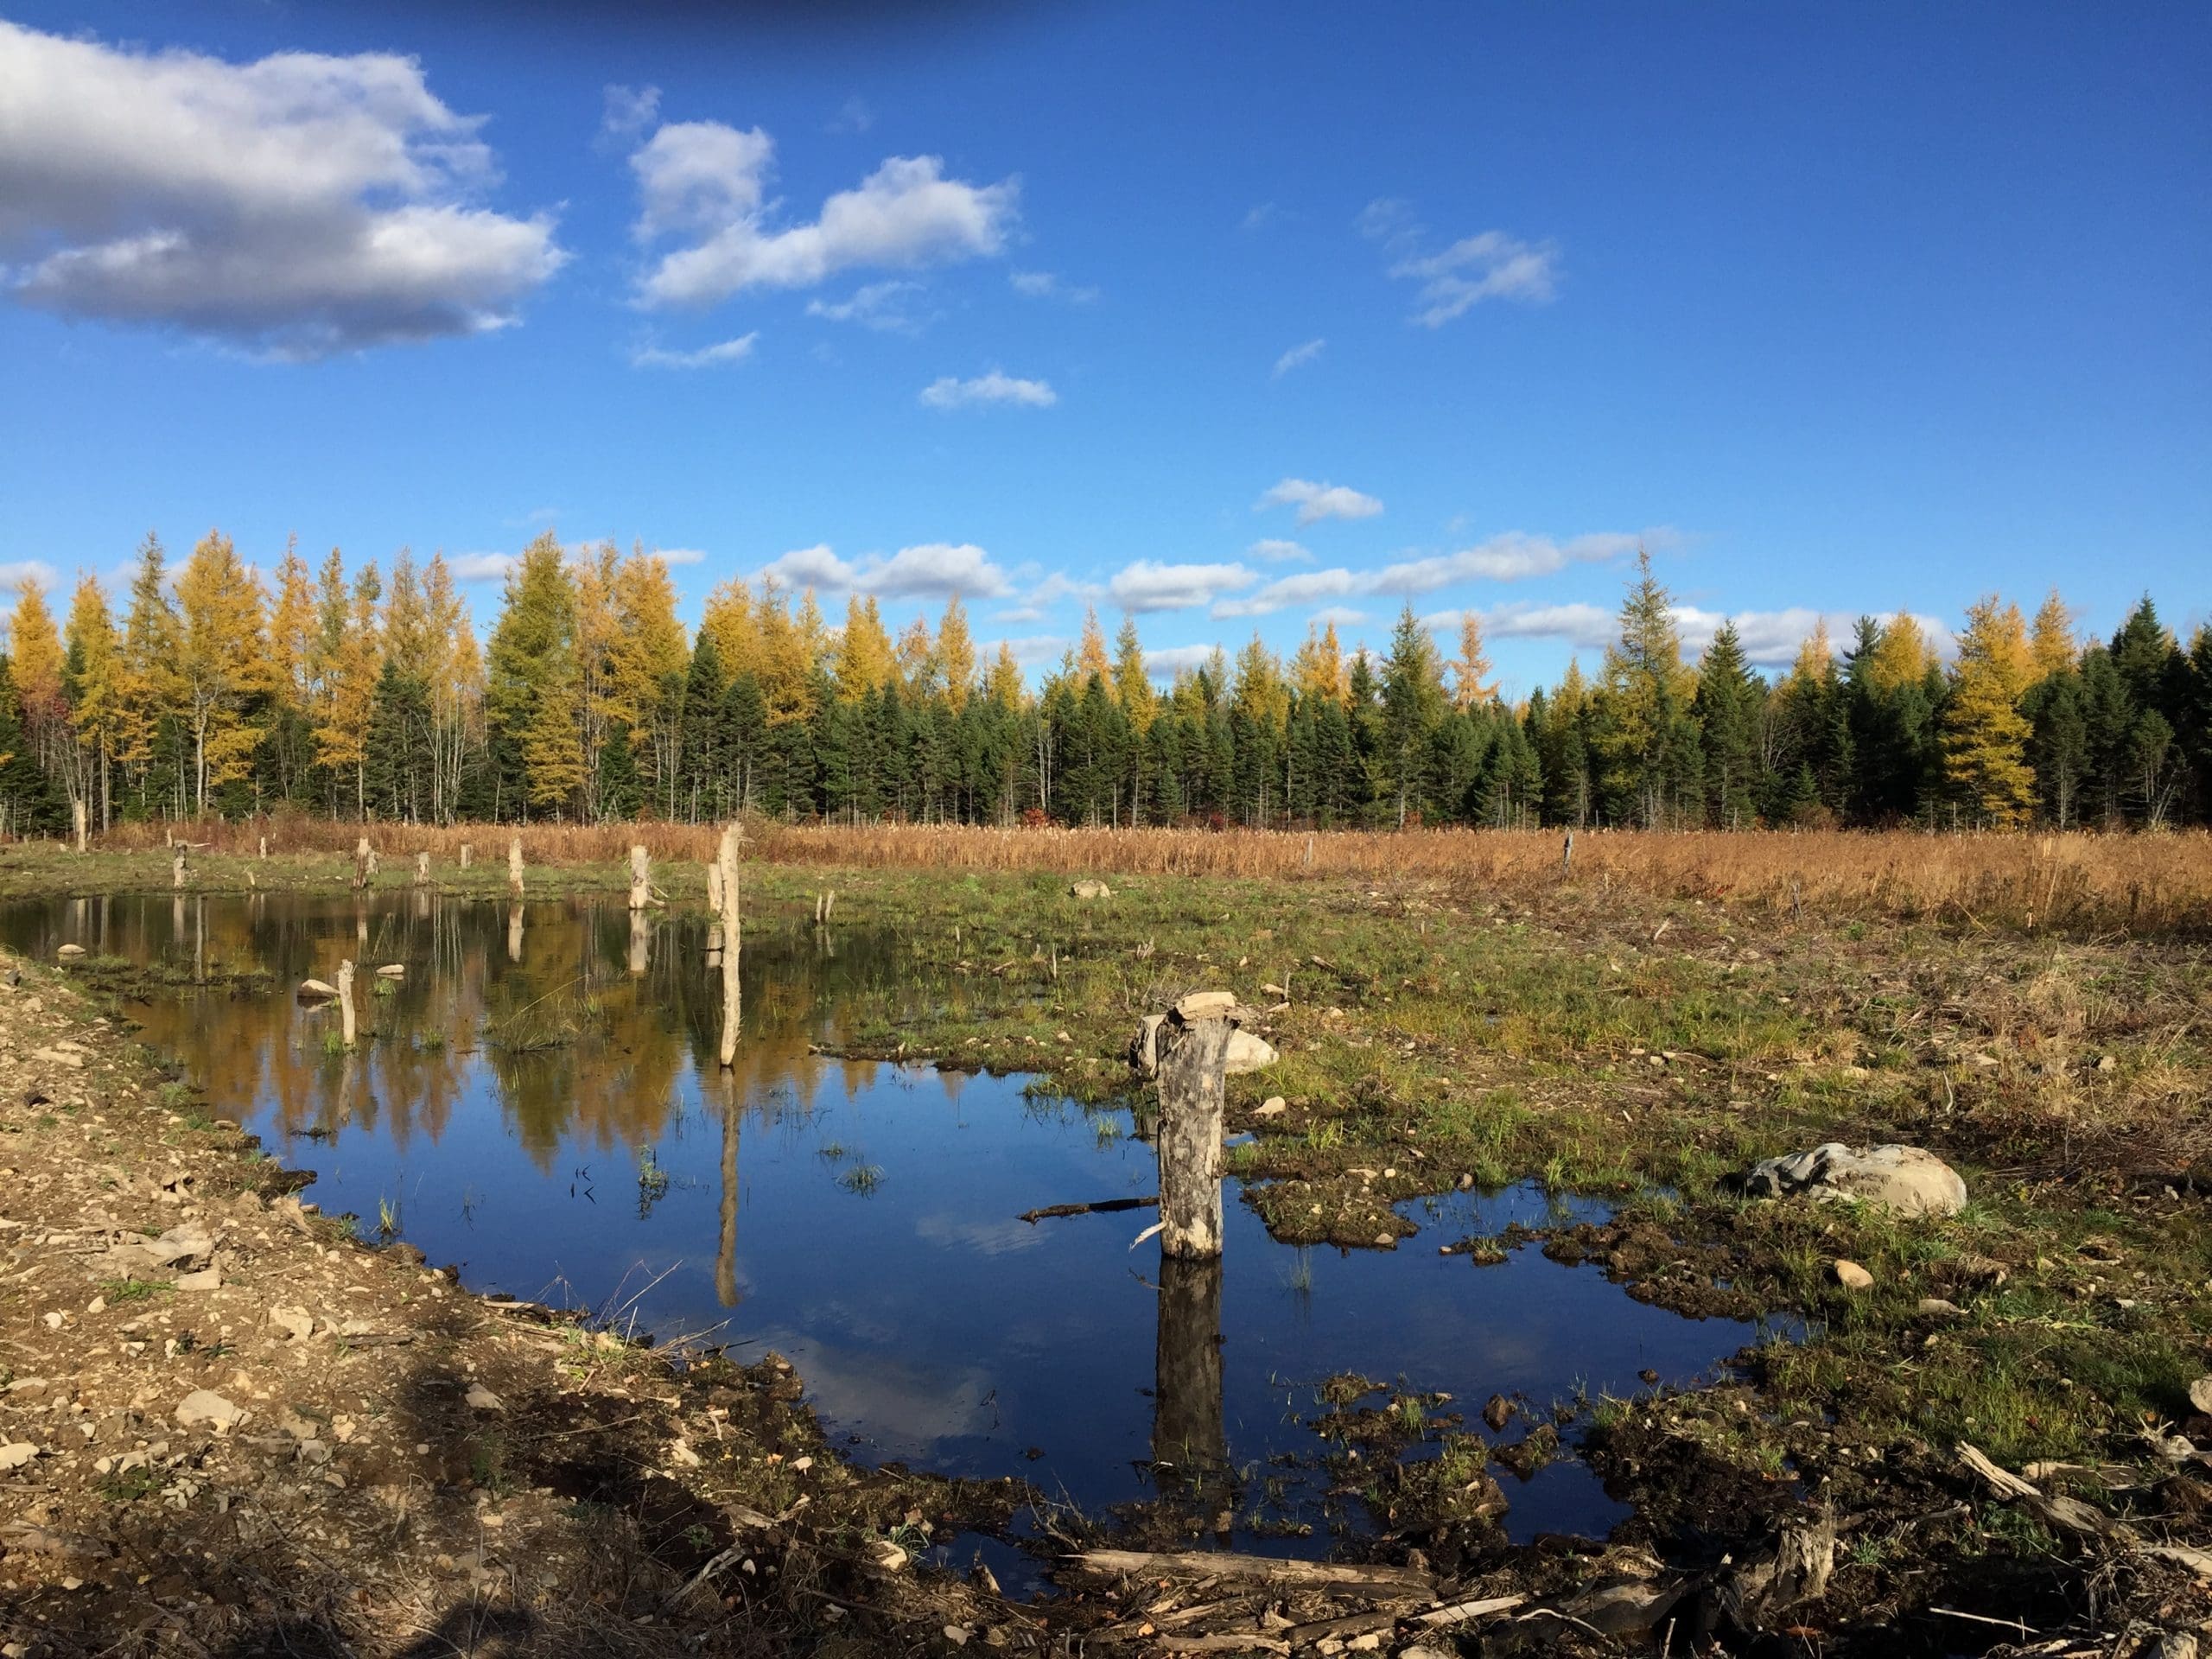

376,1195,402,1238
837,1163,884,1195
486,976,590,1052
635,1147,671,1217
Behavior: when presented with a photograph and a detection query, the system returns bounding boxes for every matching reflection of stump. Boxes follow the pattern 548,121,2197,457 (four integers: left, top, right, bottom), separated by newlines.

716,1089,741,1307
507,901,524,963
1154,1255,1231,1524
628,909,650,976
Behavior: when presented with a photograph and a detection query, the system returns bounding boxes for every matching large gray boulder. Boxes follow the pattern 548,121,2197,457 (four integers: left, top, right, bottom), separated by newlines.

1745,1142,1967,1217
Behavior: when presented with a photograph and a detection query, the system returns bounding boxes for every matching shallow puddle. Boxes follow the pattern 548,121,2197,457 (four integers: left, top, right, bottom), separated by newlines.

2,893,1785,1554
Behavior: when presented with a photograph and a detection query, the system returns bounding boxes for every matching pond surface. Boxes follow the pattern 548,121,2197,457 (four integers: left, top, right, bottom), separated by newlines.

1,893,1784,1558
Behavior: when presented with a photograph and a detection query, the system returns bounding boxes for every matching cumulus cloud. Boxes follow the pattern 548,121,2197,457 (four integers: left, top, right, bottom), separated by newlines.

1009,270,1098,302
758,542,1009,600
1108,560,1256,614
630,116,1017,307
1449,598,1956,669
990,633,1070,667
449,551,520,582
919,370,1055,410
1255,477,1383,526
1249,539,1313,564
0,562,61,596
1358,198,1557,327
0,20,565,357
1478,601,1618,651
629,333,758,369
1211,567,1359,619
1272,337,1325,378
805,279,927,332
652,547,708,566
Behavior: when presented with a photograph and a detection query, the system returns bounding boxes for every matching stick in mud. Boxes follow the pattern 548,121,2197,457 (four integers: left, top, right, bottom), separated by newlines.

716,823,741,1066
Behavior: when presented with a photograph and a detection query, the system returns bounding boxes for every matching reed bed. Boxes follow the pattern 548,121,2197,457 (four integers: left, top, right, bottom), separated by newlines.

93,817,2212,935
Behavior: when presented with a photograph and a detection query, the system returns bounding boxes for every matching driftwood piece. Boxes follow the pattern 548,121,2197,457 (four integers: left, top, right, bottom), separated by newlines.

1154,1637,1288,1656
1071,1549,1432,1597
1958,1443,2133,1543
1019,1196,1159,1224
1412,1592,1527,1627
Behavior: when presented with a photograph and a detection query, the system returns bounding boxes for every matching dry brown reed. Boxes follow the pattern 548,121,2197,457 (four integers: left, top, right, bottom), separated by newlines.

97,817,2212,935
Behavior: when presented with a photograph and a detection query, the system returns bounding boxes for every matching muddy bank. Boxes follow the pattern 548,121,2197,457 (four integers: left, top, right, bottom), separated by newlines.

0,952,1031,1657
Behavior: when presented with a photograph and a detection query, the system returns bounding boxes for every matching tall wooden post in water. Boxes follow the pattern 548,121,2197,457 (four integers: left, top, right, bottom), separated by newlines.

336,959,359,1050
628,845,652,910
715,823,742,1066
507,836,524,897
1154,991,1236,1258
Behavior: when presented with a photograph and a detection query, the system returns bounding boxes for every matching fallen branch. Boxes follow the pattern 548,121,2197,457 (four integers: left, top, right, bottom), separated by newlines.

1019,1196,1159,1224
1071,1548,1431,1597
1412,1592,1526,1628
1958,1443,2135,1544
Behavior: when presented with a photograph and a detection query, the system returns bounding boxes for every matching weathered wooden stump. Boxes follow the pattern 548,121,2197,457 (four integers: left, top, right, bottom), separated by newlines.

73,799,86,855
716,823,742,1066
507,836,524,898
459,842,473,868
629,845,651,912
336,959,359,1050
353,836,371,891
1154,990,1238,1259
416,851,431,887
172,853,187,890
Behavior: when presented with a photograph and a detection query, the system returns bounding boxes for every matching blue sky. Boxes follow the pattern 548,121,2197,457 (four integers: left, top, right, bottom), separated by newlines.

1,2,2205,694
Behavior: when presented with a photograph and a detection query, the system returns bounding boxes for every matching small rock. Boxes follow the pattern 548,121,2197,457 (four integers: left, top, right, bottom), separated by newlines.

268,1305,315,1342
1918,1298,1967,1319
464,1383,505,1412
1831,1260,1874,1291
175,1389,245,1431
868,1540,910,1572
56,944,86,959
1372,1233,1396,1249
1225,1030,1280,1075
0,1443,40,1470
1255,1096,1287,1117
2189,1377,2212,1417
1483,1395,1513,1430
175,1268,221,1292
1068,880,1113,900
668,1437,701,1467
297,979,338,1000
143,1221,216,1269
2096,1054,2118,1073
944,1626,974,1647
376,963,405,978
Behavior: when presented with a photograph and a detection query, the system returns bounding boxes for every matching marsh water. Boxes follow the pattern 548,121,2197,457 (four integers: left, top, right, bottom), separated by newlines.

2,892,1783,1558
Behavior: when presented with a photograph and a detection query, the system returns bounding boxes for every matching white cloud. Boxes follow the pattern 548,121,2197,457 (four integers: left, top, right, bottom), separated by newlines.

1109,560,1255,614
1248,538,1313,564
0,562,61,595
994,571,1099,625
1256,477,1383,526
919,370,1056,410
652,547,708,566
630,118,1017,307
1310,605,1366,626
1212,567,1358,619
1009,270,1098,303
829,95,873,135
1145,644,1221,677
805,279,927,332
628,332,758,369
757,542,1009,600
991,633,1069,667
1372,530,1645,594
1272,337,1325,378
449,551,519,582
759,543,855,590
1359,199,1557,327
1479,601,1618,651
1390,232,1559,325
0,20,565,357
599,84,660,149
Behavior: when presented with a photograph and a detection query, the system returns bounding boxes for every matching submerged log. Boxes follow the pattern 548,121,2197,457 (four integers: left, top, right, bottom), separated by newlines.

1018,1195,1159,1224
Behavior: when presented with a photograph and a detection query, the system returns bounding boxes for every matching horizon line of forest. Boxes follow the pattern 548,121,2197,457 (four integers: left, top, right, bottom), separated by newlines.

0,528,2203,836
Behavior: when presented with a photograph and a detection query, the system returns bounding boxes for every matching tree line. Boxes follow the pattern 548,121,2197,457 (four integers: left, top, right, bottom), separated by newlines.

0,530,2203,836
